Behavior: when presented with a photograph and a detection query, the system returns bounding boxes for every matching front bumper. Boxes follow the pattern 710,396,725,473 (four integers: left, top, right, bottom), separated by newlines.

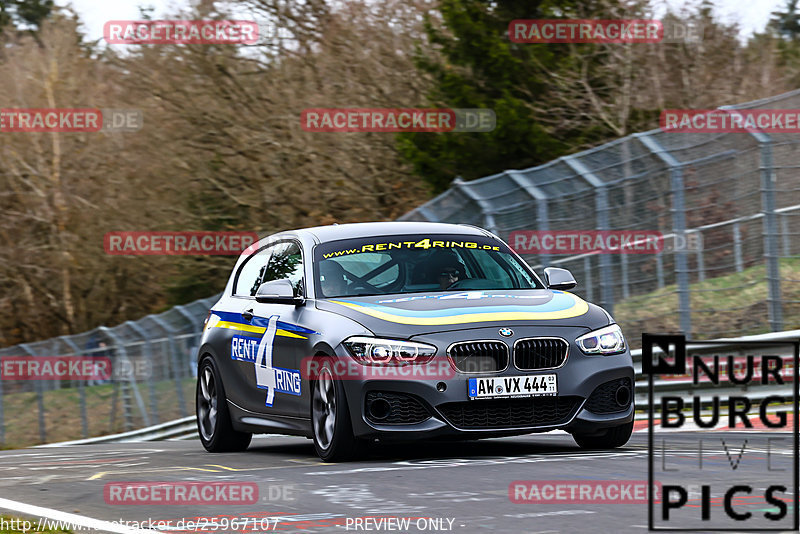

337,326,635,440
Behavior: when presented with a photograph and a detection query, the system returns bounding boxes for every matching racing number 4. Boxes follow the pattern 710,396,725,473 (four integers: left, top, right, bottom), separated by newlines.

255,315,279,406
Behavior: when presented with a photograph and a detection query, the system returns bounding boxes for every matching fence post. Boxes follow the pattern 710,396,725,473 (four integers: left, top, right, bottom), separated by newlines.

19,344,46,444
637,133,692,335
781,213,790,257
174,305,203,377
505,170,551,268
59,336,88,438
99,326,149,429
693,231,705,282
452,177,499,234
733,223,744,273
109,382,119,433
563,156,615,315
620,254,630,299
583,256,593,301
121,382,133,431
125,321,159,424
748,131,783,330
143,316,188,417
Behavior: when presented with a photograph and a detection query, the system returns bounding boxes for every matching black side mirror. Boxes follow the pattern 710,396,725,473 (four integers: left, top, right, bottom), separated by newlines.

255,279,304,305
543,267,577,291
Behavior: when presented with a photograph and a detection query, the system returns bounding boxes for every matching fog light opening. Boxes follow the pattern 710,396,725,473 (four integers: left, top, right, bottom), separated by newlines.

368,398,391,420
615,385,631,407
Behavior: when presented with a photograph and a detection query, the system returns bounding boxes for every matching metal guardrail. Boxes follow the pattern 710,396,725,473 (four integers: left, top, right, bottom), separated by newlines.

33,329,799,447
36,416,197,447
631,330,799,412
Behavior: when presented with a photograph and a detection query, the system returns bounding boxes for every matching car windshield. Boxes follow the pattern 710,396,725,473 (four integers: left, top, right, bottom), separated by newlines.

314,234,542,298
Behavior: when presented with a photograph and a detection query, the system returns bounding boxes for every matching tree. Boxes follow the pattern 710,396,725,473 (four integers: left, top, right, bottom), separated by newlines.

0,0,53,32
770,0,800,41
397,0,581,191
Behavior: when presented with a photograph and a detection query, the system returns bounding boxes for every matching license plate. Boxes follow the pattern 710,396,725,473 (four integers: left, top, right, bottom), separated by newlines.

468,374,557,399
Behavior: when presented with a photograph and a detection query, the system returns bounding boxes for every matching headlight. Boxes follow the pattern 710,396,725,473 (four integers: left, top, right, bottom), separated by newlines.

343,336,436,365
576,324,626,355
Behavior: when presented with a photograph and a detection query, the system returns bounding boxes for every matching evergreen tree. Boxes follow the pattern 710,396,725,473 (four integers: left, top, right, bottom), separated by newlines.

398,0,643,192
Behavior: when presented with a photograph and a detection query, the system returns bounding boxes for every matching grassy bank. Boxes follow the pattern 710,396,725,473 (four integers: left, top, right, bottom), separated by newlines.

614,257,800,348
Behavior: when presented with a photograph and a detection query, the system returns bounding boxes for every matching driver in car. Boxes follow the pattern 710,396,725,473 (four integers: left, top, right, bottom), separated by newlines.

430,250,466,290
319,260,350,297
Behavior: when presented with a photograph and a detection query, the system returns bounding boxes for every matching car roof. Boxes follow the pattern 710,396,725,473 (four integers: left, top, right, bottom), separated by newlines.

298,221,493,243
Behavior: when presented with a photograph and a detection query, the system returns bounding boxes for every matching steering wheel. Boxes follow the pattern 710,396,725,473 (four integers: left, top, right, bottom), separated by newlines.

445,278,495,290
348,280,381,294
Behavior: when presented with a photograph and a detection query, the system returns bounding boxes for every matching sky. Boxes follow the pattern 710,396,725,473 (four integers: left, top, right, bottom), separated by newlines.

56,0,789,43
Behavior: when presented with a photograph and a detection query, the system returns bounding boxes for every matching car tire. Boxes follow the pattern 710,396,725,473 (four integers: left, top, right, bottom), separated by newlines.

197,356,252,452
572,420,633,449
311,358,364,462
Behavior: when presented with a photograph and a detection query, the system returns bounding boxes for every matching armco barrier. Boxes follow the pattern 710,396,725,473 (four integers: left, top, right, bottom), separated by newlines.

632,329,799,412
32,330,800,447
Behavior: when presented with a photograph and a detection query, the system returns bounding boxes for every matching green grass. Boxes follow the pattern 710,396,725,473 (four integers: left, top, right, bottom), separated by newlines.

0,516,70,533
1,378,196,449
614,257,800,348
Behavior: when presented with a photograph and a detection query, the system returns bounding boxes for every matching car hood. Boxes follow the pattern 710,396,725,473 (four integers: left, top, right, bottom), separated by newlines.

315,289,610,338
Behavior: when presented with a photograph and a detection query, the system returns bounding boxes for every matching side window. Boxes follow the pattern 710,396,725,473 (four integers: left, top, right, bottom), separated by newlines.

261,242,304,297
234,247,272,297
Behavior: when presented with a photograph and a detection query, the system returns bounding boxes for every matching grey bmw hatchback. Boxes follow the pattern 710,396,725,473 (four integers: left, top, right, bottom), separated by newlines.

196,222,634,461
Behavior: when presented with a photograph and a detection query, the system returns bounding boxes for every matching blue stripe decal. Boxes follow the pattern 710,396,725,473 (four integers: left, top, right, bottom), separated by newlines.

214,310,319,335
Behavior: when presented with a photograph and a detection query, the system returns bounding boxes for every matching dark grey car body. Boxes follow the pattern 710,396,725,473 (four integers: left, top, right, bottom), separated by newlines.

197,222,634,444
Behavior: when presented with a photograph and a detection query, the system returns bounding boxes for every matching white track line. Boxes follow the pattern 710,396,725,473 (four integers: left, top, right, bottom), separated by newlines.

0,497,163,534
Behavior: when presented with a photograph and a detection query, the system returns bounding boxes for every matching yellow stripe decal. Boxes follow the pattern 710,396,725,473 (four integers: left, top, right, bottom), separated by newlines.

276,329,308,339
214,321,306,339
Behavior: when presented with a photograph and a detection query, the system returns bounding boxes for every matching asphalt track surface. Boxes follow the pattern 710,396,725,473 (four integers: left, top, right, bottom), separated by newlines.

0,432,796,534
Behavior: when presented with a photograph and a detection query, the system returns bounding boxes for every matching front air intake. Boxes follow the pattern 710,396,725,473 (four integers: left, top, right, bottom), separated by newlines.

447,341,509,373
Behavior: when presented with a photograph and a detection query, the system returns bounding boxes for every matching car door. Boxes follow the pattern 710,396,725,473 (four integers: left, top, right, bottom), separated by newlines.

244,241,310,418
222,244,275,412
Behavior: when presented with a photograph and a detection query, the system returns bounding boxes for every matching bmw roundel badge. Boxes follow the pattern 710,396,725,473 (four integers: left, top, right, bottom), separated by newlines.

499,328,513,337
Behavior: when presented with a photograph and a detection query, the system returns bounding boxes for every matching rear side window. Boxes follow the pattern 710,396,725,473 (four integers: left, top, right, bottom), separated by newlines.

234,247,272,296
261,242,304,297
